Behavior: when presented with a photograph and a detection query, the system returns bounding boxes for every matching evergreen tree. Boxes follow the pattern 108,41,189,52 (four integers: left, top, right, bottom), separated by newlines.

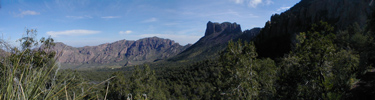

108,65,167,100
277,21,359,99
219,40,277,99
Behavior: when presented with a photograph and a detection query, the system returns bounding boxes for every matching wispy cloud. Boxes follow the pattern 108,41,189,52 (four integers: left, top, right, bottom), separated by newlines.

232,0,244,4
66,15,92,19
46,29,100,37
231,0,273,8
101,16,121,19
249,0,262,8
119,30,132,34
141,17,158,23
277,6,291,12
14,9,40,17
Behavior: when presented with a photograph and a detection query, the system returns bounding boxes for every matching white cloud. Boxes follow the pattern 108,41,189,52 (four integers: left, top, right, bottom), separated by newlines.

277,6,291,12
46,29,100,37
231,0,273,8
66,15,92,19
249,0,262,8
15,10,40,17
233,0,244,4
265,0,273,5
141,18,158,23
139,34,201,45
101,16,121,19
119,30,132,34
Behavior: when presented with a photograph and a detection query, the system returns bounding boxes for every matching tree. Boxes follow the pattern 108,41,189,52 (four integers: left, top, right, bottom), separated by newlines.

107,72,128,100
277,21,359,99
219,40,277,99
336,23,373,76
108,65,167,100
10,29,56,70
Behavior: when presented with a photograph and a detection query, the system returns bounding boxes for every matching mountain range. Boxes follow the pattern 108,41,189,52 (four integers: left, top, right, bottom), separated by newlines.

52,37,190,69
50,0,375,69
52,21,259,69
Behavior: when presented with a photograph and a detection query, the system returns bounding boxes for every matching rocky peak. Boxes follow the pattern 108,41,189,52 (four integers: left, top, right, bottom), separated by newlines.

136,37,178,46
205,21,242,36
169,21,243,62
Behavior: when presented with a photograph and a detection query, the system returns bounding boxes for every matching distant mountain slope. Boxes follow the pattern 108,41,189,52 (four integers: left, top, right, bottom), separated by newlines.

255,0,375,58
168,21,261,62
52,37,190,69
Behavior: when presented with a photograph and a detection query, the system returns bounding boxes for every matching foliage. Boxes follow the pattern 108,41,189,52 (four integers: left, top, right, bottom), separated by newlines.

160,60,222,99
277,21,359,99
107,65,167,100
3,20,374,100
143,40,278,100
0,29,102,99
219,40,277,99
336,22,375,76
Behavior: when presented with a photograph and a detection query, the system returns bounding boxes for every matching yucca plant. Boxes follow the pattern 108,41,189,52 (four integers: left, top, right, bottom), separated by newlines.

0,29,111,99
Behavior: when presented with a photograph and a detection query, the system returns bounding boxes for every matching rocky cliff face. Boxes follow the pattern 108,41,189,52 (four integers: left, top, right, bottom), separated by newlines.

255,0,375,58
240,28,261,41
205,21,242,36
52,37,190,69
199,21,242,45
169,21,244,62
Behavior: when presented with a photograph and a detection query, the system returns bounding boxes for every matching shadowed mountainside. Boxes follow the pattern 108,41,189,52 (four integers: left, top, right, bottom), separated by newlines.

255,0,374,58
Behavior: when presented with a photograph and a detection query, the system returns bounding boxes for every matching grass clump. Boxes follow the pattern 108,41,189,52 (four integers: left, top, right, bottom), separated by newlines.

0,29,107,99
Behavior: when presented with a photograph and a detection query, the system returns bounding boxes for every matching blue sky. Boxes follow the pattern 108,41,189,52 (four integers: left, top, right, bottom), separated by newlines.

0,0,300,47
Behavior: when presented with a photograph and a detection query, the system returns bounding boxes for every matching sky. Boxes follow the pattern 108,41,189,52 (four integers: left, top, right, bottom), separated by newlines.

0,0,300,47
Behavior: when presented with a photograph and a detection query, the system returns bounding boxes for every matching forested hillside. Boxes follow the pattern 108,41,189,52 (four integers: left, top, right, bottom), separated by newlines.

103,0,375,99
255,0,374,58
106,20,375,99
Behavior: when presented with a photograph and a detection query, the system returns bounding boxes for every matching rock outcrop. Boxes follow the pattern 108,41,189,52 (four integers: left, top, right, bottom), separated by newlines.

169,21,246,62
198,21,242,45
205,21,242,36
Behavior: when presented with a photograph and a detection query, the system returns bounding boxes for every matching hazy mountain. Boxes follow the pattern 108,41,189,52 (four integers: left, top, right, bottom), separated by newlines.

52,37,190,69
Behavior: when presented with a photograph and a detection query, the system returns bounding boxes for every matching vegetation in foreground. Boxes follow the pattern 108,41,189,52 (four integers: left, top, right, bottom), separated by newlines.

106,21,375,99
0,29,107,99
2,15,375,100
